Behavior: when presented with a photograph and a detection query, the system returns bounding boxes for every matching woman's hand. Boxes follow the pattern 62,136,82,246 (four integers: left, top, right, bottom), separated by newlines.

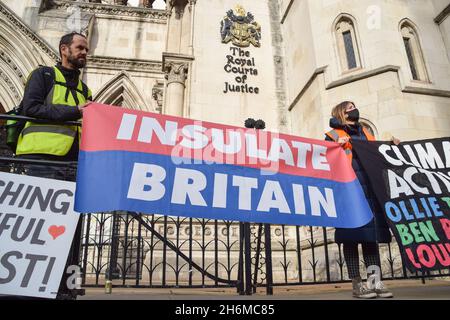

391,136,401,145
337,137,350,145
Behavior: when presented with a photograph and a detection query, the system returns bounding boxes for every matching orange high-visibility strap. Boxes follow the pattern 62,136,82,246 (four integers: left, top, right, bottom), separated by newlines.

362,127,375,141
326,127,375,162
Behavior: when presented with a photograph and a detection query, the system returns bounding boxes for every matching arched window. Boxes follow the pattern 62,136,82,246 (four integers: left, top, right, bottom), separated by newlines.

400,20,428,82
360,118,377,138
152,0,166,9
94,71,157,112
335,16,362,72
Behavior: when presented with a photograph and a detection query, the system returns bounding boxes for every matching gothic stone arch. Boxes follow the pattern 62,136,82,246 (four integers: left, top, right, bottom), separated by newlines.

94,71,155,111
0,2,56,110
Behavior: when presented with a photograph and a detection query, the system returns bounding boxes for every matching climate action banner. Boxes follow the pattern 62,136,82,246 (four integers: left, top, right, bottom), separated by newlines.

75,103,373,228
0,172,79,299
353,138,450,272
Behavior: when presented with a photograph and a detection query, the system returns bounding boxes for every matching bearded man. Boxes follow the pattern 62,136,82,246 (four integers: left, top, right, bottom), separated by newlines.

17,32,92,164
14,32,92,300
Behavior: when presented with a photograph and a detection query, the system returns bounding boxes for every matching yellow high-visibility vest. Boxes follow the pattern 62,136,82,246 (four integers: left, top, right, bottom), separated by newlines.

16,67,91,156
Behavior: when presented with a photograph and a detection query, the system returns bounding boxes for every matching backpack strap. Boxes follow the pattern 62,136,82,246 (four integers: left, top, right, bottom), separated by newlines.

81,81,89,100
40,66,56,101
53,80,89,100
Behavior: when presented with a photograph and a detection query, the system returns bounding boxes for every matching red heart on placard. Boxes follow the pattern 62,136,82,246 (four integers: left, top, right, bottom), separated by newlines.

48,225,66,240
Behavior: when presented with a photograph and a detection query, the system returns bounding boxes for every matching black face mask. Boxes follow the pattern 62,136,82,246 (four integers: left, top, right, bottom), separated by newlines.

346,109,360,122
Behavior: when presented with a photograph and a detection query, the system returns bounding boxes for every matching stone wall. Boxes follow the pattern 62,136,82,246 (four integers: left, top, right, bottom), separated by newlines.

188,0,285,132
283,0,450,141
0,0,167,112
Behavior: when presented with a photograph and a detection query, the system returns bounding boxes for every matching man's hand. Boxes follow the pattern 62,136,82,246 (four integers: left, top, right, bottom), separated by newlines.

337,137,350,145
78,101,92,113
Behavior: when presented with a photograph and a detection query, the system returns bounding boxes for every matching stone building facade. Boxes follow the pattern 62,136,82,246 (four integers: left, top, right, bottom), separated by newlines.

0,0,449,284
284,0,450,141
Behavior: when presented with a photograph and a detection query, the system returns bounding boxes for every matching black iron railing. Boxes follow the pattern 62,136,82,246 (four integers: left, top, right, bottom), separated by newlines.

0,113,449,298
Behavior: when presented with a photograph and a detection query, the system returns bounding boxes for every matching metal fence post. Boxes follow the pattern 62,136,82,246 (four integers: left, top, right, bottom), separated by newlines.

244,222,253,295
264,224,273,295
237,222,245,295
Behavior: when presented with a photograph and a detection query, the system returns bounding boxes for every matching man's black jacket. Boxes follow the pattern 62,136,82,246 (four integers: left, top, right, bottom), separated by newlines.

22,64,91,121
19,64,92,160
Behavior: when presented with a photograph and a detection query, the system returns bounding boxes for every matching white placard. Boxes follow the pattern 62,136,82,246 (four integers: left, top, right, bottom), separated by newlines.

0,172,79,299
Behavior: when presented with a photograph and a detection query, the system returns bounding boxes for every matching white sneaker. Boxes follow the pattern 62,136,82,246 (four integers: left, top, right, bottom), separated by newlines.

352,277,377,299
374,281,393,298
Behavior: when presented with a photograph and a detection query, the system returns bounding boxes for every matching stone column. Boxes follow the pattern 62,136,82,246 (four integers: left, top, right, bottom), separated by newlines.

188,0,196,55
163,53,194,116
162,0,195,117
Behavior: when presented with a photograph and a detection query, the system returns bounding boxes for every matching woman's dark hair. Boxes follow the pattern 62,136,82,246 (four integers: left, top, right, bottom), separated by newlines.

59,32,87,57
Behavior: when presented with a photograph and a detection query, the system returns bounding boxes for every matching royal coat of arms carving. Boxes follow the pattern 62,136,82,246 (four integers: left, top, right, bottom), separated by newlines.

220,5,261,48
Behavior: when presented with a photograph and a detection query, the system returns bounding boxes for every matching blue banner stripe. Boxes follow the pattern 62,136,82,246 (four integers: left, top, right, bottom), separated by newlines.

75,150,373,228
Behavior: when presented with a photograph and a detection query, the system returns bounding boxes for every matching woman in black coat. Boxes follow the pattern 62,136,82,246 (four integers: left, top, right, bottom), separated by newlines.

325,101,398,299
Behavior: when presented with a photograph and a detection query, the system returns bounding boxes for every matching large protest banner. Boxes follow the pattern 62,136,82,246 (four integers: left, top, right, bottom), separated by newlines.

0,172,79,299
353,138,450,272
75,103,373,228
